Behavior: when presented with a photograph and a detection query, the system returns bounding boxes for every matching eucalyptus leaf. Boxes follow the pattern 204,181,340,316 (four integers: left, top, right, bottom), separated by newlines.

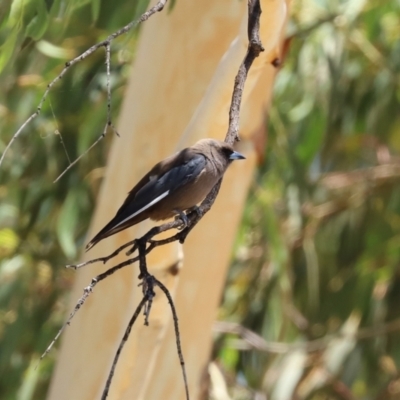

56,190,80,259
0,28,18,73
25,1,49,41
91,0,101,22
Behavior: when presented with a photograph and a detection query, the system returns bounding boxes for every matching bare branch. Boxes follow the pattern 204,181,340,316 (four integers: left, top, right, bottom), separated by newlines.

101,296,148,400
53,121,109,183
104,42,119,138
66,239,137,269
226,0,264,145
156,278,189,400
39,281,96,363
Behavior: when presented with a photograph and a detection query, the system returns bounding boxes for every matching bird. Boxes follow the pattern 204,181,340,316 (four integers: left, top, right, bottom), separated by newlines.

85,138,245,251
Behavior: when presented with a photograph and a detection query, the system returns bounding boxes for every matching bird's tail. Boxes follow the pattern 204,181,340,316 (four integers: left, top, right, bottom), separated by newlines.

85,237,100,252
85,232,106,252
85,217,122,252
85,211,147,252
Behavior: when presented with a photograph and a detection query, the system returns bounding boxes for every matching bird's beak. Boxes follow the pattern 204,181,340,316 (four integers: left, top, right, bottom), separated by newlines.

229,151,246,160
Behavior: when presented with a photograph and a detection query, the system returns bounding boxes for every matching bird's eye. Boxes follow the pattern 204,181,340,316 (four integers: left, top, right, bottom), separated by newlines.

223,148,233,158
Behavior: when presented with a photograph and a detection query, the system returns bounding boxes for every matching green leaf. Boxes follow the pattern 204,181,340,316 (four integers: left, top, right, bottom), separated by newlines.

25,1,49,41
0,28,19,73
9,0,26,27
16,357,41,400
36,40,74,59
56,190,79,259
91,0,101,23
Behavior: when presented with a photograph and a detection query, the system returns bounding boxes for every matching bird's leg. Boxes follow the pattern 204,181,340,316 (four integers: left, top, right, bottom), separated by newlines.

174,209,189,230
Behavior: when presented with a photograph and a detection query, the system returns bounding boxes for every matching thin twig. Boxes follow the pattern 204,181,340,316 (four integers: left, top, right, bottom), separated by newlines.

101,296,148,400
42,251,141,360
104,42,119,138
40,251,150,360
0,0,168,172
54,129,71,164
156,278,189,400
53,122,109,183
53,42,120,183
49,100,71,164
66,239,137,269
38,280,96,364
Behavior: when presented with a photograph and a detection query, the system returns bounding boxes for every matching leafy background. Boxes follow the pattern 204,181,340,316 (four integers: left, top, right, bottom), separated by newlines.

1,0,400,399
0,0,148,398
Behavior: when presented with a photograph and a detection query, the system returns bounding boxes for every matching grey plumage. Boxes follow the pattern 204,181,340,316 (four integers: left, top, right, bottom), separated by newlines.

86,138,245,251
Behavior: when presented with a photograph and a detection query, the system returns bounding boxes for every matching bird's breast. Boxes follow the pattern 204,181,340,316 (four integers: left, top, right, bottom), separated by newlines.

148,167,220,221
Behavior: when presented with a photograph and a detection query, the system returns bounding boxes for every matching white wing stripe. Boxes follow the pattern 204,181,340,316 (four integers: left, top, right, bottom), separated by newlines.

113,190,170,229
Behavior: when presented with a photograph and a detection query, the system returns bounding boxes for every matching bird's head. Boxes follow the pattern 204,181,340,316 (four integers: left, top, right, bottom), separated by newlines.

193,138,246,165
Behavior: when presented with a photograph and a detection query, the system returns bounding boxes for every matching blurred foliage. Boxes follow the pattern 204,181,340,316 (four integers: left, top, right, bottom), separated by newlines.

2,0,400,399
0,0,148,398
214,0,400,399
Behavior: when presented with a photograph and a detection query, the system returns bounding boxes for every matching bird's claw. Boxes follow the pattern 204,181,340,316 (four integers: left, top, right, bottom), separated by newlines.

188,205,201,218
174,210,189,230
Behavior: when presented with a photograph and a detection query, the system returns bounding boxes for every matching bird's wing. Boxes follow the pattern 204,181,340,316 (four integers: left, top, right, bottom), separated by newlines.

112,152,206,229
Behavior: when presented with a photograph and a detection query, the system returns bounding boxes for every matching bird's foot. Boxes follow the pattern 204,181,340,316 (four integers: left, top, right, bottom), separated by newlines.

174,209,189,230
187,205,202,218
